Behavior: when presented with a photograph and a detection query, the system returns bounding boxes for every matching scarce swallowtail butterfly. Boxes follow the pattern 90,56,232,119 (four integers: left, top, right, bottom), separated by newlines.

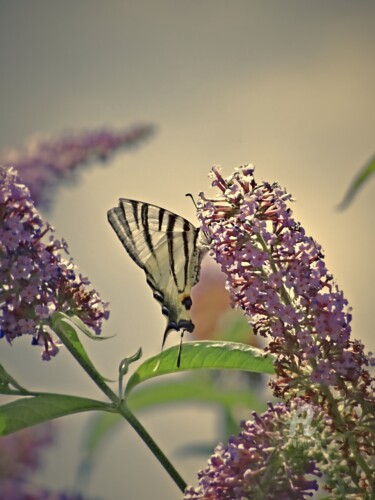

107,199,209,366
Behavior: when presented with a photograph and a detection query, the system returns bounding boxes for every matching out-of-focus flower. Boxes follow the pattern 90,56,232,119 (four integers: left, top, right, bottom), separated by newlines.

0,166,109,359
184,401,323,499
0,424,54,481
0,481,89,500
0,424,95,499
0,125,154,209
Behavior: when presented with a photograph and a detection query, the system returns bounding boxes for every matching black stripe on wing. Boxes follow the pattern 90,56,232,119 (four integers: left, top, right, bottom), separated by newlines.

130,200,140,229
108,197,200,297
141,203,155,255
166,213,179,289
158,208,165,231
182,219,191,289
107,207,142,267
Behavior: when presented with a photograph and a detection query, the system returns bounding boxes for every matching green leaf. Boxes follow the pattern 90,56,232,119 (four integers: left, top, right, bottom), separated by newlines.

125,341,274,396
0,394,112,436
128,377,265,412
52,312,103,380
338,154,375,209
83,377,265,450
0,364,28,393
77,375,266,482
68,314,115,341
81,377,264,459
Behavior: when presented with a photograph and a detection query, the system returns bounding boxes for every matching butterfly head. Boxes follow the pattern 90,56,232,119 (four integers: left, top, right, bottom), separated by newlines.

162,309,194,368
160,291,195,354
165,318,194,334
162,292,195,332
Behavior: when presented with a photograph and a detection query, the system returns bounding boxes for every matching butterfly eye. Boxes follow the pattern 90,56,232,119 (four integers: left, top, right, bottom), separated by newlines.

182,296,192,310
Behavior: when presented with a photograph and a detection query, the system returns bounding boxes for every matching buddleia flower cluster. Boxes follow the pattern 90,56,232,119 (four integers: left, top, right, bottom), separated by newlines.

0,424,92,499
0,124,154,209
186,165,375,498
185,400,326,499
0,166,109,360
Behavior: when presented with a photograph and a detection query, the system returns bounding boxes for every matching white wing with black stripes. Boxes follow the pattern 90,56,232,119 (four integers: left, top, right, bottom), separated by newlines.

107,199,208,358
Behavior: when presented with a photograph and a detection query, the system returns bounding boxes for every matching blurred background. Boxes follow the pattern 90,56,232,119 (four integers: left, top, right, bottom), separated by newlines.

0,1,374,499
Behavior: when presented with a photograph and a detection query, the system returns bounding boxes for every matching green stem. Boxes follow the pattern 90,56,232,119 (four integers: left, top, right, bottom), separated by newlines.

117,401,187,492
56,319,187,493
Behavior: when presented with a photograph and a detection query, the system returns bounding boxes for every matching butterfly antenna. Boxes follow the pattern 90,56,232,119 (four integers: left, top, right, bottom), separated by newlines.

185,193,198,209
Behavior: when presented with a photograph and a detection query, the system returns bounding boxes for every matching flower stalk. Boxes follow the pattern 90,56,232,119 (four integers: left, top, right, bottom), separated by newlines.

54,315,187,493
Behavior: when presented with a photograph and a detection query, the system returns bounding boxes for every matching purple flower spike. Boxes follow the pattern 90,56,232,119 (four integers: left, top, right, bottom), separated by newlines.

0,124,154,209
185,401,322,499
0,423,95,499
0,166,109,359
0,424,54,482
198,166,370,393
195,165,375,497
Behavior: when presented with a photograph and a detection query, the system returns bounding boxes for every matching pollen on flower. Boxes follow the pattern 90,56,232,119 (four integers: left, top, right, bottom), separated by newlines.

0,166,109,359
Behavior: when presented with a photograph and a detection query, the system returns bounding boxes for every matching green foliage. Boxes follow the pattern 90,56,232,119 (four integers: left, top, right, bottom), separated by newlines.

338,154,375,209
52,313,105,380
0,394,111,436
77,373,267,482
125,341,275,396
0,314,275,493
0,364,27,393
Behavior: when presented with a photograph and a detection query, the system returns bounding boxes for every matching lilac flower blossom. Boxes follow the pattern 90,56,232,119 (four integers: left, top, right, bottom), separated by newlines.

185,401,322,499
0,483,88,500
193,165,375,497
0,166,109,359
0,424,94,499
0,125,154,209
0,424,54,481
197,165,371,394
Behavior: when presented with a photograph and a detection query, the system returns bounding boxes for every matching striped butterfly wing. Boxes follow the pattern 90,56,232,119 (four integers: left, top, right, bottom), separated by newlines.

107,199,206,356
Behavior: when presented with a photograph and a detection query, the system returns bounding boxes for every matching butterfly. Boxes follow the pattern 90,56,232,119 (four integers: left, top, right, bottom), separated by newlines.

107,199,209,366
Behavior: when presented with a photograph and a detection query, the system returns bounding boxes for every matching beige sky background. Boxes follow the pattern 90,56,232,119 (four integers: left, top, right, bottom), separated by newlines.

1,1,375,499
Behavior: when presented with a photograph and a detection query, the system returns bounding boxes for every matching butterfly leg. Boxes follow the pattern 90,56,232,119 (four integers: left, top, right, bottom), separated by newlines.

176,331,185,368
161,327,168,351
161,326,185,367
